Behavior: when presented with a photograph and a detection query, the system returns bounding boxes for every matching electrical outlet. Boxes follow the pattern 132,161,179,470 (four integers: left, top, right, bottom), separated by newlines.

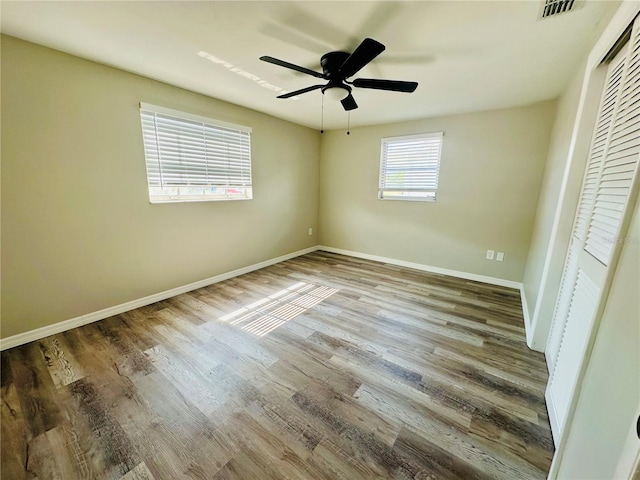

308,228,313,236
496,252,504,262
486,250,495,260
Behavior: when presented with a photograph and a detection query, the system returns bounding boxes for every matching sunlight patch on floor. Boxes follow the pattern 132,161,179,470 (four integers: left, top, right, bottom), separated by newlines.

218,282,338,337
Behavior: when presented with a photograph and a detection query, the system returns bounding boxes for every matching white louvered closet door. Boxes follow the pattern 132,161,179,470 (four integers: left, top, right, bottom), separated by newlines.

545,20,640,444
545,46,628,372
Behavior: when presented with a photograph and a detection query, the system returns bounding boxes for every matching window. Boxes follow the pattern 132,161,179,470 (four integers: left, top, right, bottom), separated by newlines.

139,103,252,203
378,132,443,202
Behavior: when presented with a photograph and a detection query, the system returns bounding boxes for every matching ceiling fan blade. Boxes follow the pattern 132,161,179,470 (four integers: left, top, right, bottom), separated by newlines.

352,78,418,93
338,38,385,78
259,56,325,79
277,84,324,99
341,94,358,111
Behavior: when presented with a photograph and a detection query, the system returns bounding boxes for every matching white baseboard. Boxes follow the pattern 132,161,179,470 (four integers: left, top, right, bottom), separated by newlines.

0,246,319,351
1,244,526,351
545,387,561,448
318,245,522,289
519,286,545,353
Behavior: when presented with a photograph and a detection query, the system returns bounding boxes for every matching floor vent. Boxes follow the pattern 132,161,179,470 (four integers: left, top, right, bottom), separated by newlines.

539,0,582,19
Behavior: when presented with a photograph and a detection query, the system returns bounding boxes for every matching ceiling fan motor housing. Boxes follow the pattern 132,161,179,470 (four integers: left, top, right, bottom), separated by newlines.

321,52,353,100
320,51,351,79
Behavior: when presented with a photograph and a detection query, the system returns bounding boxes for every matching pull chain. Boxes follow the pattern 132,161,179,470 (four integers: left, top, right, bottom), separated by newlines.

320,95,324,134
347,111,351,136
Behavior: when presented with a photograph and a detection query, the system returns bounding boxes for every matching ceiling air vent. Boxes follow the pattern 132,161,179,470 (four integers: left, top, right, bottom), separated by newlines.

539,0,583,19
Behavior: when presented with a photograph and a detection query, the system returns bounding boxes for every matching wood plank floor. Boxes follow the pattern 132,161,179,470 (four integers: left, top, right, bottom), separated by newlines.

1,251,553,479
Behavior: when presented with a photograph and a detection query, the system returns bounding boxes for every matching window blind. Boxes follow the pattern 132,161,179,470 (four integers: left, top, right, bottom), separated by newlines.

379,132,443,201
139,103,252,203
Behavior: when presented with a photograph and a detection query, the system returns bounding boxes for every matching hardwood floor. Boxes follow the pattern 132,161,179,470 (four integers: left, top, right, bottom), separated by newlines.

1,251,553,479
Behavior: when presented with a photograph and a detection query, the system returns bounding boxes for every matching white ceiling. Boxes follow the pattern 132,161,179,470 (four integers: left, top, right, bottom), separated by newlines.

1,1,620,129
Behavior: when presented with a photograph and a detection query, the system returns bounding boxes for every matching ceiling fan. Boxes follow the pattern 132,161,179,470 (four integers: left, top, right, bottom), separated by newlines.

259,38,418,111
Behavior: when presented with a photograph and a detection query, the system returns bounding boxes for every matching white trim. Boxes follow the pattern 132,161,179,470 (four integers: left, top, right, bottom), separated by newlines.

377,194,436,203
381,131,443,143
0,245,526,351
139,102,251,133
527,60,597,350
545,3,640,479
318,245,522,289
546,387,562,447
0,246,317,351
528,0,640,351
379,132,443,201
520,286,542,352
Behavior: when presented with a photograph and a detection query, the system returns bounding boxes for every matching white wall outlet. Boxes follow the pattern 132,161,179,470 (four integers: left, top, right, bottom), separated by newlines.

486,250,495,260
496,252,505,262
308,228,313,236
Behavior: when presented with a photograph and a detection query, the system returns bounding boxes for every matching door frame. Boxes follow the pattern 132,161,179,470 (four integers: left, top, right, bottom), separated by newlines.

542,2,640,478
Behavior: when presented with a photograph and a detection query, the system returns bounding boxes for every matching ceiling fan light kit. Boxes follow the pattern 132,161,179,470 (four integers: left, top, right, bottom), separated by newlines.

322,85,350,101
260,37,419,116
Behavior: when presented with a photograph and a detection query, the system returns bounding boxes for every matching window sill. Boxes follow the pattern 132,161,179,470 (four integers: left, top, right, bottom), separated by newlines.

378,198,436,203
149,196,253,204
378,195,436,202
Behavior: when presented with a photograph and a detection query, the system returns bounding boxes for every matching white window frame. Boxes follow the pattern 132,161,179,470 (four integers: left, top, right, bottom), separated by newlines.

139,103,252,204
378,132,443,202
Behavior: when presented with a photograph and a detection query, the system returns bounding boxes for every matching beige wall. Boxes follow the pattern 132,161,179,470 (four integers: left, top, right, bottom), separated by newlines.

318,102,556,282
522,60,608,351
556,195,639,479
1,36,320,339
522,66,585,322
